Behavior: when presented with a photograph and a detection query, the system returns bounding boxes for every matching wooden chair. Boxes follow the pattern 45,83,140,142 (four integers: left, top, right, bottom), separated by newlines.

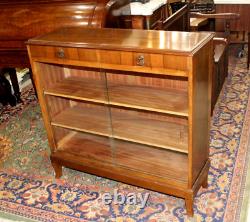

162,3,189,31
190,12,240,111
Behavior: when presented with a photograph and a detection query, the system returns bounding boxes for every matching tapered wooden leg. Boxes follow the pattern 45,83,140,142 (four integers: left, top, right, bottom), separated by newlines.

202,178,208,188
202,171,209,188
29,70,37,97
248,32,250,69
185,195,194,217
51,161,62,178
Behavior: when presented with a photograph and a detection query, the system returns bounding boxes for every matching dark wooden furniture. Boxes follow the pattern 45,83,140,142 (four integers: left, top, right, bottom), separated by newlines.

0,0,119,104
0,68,20,105
190,12,240,110
114,0,189,31
114,1,169,29
190,17,208,31
215,4,250,68
189,0,214,32
0,68,17,106
27,27,214,216
162,3,189,31
189,0,214,13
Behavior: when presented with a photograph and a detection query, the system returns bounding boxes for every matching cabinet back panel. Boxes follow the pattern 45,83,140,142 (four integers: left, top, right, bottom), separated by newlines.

106,72,188,91
110,107,187,125
46,95,70,118
110,107,188,153
36,63,103,90
53,127,74,150
53,128,114,164
114,140,188,182
46,96,112,137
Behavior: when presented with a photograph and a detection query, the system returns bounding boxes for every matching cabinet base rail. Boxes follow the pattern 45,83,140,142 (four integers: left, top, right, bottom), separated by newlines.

51,153,210,217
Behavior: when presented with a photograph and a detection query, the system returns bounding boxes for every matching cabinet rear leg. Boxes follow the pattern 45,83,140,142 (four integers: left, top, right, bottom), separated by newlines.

51,161,62,178
185,195,194,217
202,171,209,188
202,161,210,188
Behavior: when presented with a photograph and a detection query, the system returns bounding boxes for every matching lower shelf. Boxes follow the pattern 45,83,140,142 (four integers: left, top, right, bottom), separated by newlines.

54,129,188,186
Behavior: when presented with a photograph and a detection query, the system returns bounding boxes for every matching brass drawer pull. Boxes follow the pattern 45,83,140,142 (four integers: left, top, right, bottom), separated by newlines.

56,48,65,58
136,55,145,66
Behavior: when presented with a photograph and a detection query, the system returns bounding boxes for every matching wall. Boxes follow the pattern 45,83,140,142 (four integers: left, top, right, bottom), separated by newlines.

215,4,250,32
215,0,250,3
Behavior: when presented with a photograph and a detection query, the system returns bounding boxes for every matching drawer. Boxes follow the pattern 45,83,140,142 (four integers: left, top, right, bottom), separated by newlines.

28,45,98,63
99,50,152,67
99,50,188,74
29,45,188,76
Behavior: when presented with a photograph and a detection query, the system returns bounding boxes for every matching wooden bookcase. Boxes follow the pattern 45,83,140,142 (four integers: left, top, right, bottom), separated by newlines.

27,27,214,216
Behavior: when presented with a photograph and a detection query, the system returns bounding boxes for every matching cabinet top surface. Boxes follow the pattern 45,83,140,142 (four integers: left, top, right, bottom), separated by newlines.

27,27,214,54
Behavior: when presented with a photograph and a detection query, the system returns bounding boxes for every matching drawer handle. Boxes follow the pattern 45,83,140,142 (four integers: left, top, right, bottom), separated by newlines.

136,55,145,66
56,48,65,58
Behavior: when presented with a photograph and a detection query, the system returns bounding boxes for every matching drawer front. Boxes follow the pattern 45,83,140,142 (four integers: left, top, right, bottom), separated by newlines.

29,45,98,63
29,45,188,76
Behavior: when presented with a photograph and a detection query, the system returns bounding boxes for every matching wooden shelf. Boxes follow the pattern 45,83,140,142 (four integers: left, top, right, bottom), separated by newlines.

51,104,188,153
55,131,188,184
44,77,108,104
51,105,111,137
45,77,188,116
109,83,188,116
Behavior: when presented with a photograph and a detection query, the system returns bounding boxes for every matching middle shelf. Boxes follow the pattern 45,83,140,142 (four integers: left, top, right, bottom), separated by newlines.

47,96,188,153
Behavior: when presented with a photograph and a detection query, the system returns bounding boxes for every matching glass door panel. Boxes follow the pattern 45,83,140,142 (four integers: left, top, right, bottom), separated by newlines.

37,62,114,164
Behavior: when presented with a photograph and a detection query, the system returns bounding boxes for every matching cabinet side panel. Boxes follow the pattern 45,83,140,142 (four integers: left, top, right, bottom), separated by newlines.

27,46,57,151
188,40,213,186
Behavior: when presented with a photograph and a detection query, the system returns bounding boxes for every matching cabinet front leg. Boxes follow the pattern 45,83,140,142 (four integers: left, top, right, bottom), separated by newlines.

51,161,62,178
185,195,194,217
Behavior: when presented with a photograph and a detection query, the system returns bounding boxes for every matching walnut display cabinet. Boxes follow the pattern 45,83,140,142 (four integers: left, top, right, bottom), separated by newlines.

27,27,214,216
